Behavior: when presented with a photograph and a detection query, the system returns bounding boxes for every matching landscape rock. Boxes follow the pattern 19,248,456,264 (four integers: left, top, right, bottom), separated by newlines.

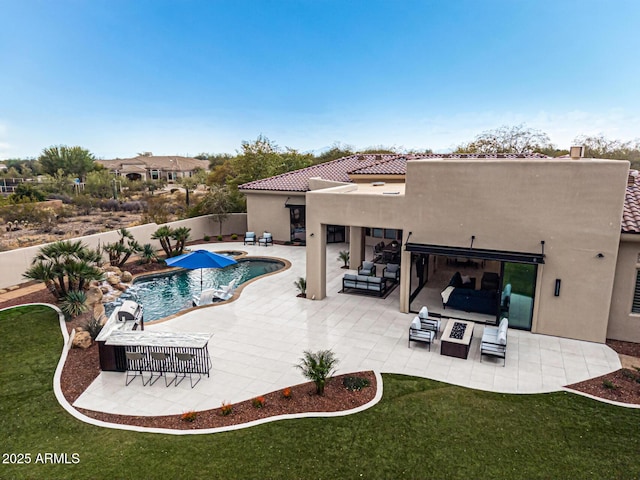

107,275,121,286
104,266,123,276
114,283,128,292
85,286,104,305
93,303,106,321
121,271,133,282
72,331,92,349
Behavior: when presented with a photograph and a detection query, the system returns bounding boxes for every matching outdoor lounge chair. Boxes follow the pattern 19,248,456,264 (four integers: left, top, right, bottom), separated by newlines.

418,306,441,339
408,316,435,350
258,232,273,246
244,232,256,245
382,263,400,282
192,288,219,307
212,278,237,301
358,261,376,276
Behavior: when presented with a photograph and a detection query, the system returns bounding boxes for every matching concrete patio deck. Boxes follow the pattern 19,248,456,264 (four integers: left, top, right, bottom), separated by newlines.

73,242,621,416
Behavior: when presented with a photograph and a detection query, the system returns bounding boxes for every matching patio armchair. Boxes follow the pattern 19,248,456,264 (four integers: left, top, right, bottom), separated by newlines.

408,316,435,350
244,232,256,245
382,263,400,282
358,261,376,276
192,288,218,307
258,232,273,246
418,306,441,339
480,317,508,366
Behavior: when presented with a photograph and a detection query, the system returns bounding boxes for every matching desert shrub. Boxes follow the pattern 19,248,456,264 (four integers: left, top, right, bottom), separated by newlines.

47,193,73,204
602,379,618,390
282,387,292,399
343,376,370,391
231,233,238,240
220,402,233,416
180,411,198,422
121,201,145,212
98,199,120,211
252,396,265,408
10,183,46,203
203,235,210,241
83,317,104,340
217,235,223,241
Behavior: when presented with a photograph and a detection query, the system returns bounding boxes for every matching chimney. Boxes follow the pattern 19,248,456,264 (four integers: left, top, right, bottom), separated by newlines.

569,146,585,159
628,171,637,187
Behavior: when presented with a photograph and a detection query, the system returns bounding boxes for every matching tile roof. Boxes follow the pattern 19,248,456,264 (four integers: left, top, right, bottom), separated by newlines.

623,171,640,234
238,153,551,192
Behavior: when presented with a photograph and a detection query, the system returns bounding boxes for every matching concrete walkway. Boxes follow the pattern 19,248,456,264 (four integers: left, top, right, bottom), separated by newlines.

73,242,621,416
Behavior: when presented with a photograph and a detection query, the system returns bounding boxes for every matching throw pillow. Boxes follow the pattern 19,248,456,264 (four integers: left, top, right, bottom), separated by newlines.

461,275,471,284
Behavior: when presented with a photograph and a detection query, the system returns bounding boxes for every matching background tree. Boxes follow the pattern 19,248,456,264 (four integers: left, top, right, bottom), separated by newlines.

84,170,116,198
312,142,355,165
455,124,554,154
573,134,640,165
198,185,233,235
10,183,46,203
38,145,96,180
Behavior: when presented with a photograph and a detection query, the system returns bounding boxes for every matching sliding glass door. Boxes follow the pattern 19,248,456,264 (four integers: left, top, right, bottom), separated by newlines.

500,262,537,330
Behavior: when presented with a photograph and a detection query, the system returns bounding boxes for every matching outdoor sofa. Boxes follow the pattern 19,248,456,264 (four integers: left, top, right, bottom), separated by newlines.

342,274,388,297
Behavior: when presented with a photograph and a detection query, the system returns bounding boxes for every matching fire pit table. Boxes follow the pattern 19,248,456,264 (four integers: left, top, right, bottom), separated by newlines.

441,319,475,359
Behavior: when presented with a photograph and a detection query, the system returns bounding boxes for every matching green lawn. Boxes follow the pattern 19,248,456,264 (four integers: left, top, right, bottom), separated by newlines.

1,305,639,479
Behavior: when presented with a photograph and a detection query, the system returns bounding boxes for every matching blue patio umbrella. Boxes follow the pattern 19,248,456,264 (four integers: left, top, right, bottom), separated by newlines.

165,249,237,291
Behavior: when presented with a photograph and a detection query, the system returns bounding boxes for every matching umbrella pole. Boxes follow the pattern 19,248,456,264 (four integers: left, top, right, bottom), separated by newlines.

200,269,203,292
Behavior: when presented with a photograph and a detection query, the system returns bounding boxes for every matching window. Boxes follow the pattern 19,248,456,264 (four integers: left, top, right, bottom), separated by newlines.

632,270,640,314
372,228,383,238
384,229,397,240
150,169,160,180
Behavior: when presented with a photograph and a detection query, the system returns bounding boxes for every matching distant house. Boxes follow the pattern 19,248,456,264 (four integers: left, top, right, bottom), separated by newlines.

95,154,209,182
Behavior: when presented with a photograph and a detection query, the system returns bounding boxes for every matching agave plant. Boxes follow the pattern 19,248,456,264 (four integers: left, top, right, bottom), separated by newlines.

60,290,89,320
83,316,104,340
295,350,338,395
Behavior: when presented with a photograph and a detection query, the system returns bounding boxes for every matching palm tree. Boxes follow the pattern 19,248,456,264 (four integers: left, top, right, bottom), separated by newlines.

104,228,141,267
151,226,174,258
138,243,159,264
295,350,339,395
24,240,103,300
171,227,191,256
337,250,350,268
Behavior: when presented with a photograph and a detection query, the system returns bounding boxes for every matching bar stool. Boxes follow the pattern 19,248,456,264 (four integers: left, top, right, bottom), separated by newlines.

124,351,150,386
149,351,175,387
175,352,201,388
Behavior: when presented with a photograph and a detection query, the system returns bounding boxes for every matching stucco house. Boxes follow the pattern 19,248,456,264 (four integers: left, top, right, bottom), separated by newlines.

240,152,640,345
96,154,209,182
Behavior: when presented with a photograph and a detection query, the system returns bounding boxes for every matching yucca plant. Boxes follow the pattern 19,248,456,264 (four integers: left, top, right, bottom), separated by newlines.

84,316,104,340
60,290,89,320
295,349,338,395
138,243,159,264
337,250,350,268
294,277,307,297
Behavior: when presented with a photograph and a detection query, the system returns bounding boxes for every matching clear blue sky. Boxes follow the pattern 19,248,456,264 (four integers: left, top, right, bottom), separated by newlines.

1,0,639,159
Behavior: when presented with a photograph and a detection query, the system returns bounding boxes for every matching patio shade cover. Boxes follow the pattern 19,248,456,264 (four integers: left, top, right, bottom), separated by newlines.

165,249,237,290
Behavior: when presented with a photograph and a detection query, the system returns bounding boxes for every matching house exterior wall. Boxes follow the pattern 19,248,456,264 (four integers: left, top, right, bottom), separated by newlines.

608,234,640,342
306,158,629,343
244,191,305,242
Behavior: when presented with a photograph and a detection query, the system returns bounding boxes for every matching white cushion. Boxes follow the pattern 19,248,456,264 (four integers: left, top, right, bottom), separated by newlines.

419,306,429,319
498,328,507,345
411,316,421,330
461,275,471,284
386,264,399,273
499,317,509,330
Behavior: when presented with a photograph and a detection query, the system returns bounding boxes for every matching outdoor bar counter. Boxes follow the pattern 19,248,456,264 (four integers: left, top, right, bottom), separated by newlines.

97,310,212,374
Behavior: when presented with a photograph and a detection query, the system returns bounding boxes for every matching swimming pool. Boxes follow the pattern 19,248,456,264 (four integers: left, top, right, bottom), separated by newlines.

105,258,285,321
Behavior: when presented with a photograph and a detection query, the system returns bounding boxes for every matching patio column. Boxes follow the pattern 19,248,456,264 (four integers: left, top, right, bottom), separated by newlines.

399,248,411,313
306,223,327,300
349,226,365,270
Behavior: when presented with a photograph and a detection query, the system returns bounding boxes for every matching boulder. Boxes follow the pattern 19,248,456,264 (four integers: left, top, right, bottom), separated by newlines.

93,303,106,321
121,271,133,283
100,286,110,294
85,286,103,306
107,275,121,286
114,283,128,292
72,331,92,349
104,266,123,276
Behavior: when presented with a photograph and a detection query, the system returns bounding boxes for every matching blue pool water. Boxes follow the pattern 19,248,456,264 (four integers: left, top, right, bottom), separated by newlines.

106,258,284,321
